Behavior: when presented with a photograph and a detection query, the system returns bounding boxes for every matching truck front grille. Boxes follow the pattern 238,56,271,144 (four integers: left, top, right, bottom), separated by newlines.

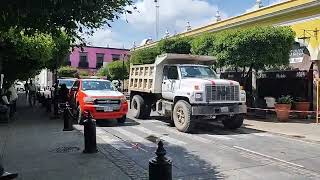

205,85,240,102
94,99,121,112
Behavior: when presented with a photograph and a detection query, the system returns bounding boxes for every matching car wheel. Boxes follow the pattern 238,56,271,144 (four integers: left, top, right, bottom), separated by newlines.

117,115,126,124
131,95,146,119
222,115,244,129
173,100,194,133
77,106,84,125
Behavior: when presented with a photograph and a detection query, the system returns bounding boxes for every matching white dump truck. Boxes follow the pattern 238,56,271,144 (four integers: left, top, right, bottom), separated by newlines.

128,53,246,132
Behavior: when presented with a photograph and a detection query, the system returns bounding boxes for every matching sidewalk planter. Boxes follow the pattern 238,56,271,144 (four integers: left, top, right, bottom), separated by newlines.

294,101,310,119
275,96,293,122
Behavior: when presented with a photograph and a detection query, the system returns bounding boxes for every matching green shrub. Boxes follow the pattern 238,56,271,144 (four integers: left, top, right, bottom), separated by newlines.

57,66,77,77
277,95,293,104
107,61,128,80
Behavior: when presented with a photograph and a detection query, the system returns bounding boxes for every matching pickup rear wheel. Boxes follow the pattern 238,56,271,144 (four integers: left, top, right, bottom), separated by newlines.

131,95,147,119
222,115,244,129
173,100,194,133
76,106,84,125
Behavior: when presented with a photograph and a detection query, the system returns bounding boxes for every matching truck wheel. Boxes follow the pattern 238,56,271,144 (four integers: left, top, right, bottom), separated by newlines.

173,100,194,133
117,115,126,124
131,95,146,119
222,115,244,129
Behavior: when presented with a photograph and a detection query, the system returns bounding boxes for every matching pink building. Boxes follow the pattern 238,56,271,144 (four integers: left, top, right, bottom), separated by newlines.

69,46,130,72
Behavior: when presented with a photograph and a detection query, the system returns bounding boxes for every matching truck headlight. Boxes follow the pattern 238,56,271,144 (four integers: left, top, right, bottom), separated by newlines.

84,97,95,104
195,93,203,101
120,96,127,103
240,90,246,102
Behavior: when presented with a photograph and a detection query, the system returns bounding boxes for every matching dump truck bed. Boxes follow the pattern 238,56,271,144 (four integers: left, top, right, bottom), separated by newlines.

128,53,216,94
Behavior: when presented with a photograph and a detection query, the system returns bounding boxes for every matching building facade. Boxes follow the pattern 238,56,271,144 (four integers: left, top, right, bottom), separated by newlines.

69,46,130,72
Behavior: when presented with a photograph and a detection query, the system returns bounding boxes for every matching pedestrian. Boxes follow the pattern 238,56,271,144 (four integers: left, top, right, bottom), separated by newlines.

28,80,37,107
24,82,29,96
0,90,10,122
8,83,18,116
59,84,69,103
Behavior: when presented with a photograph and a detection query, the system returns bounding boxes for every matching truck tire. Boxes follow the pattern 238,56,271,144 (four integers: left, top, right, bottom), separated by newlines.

173,100,195,133
131,95,147,119
222,115,244,129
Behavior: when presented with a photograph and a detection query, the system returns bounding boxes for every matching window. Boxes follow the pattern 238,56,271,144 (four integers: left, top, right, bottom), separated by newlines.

112,54,121,61
96,53,104,69
71,81,80,90
164,66,179,80
81,80,114,91
79,52,88,68
180,66,217,79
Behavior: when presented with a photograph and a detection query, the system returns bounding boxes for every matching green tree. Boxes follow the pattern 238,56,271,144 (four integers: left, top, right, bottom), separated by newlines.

1,29,55,81
57,66,78,78
107,61,128,80
158,37,192,54
97,66,110,78
213,26,295,79
0,0,133,41
191,33,216,56
130,47,160,64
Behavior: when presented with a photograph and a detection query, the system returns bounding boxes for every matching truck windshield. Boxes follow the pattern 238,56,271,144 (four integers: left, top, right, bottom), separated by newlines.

180,66,217,79
82,80,114,91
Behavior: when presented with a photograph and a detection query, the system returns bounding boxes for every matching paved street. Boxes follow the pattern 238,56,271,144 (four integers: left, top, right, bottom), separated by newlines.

73,112,320,180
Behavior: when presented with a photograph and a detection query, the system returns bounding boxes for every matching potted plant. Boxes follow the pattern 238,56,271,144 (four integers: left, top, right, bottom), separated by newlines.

275,95,293,122
294,97,310,119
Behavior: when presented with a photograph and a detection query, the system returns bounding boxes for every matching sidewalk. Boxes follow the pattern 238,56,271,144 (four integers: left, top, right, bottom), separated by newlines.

0,94,130,180
244,117,320,143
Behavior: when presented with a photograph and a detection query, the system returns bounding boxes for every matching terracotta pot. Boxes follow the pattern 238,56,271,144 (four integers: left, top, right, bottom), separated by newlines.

294,102,310,119
274,104,291,122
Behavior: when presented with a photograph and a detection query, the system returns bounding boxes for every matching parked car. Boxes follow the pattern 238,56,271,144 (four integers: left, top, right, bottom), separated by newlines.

14,81,25,92
58,78,77,89
69,78,128,124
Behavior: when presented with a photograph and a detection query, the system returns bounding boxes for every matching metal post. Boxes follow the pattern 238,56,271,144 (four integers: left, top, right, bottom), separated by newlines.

83,112,98,154
149,140,172,180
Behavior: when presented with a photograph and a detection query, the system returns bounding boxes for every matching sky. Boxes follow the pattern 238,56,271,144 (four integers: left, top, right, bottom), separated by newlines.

84,0,285,49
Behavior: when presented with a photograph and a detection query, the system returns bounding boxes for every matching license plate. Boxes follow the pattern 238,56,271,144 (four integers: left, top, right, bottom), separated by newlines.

220,107,229,113
104,106,113,112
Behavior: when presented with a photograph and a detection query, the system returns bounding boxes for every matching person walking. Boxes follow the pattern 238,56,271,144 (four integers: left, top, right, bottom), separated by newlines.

28,80,36,107
8,83,18,117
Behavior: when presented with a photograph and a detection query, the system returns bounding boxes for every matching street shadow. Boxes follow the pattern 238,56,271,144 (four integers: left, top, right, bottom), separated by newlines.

190,120,266,136
98,135,225,179
96,118,140,127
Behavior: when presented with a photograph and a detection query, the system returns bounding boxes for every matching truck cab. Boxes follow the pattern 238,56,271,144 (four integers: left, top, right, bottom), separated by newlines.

129,54,246,133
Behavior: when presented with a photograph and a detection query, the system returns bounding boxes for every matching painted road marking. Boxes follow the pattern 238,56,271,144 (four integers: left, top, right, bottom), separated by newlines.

233,145,305,168
206,134,233,140
96,129,131,150
156,125,212,144
131,126,187,146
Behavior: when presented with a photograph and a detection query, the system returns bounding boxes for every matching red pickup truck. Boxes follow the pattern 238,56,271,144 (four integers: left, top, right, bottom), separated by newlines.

69,78,128,124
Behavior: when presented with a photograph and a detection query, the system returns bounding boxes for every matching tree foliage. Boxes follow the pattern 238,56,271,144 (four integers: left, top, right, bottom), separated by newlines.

57,66,78,78
97,66,110,78
191,33,216,56
1,29,55,81
212,26,295,71
107,61,128,80
0,0,133,41
130,47,160,65
158,37,192,54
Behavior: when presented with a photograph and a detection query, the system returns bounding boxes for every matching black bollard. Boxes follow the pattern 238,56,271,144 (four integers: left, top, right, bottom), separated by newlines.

149,140,172,180
83,111,98,154
0,162,18,180
63,104,73,131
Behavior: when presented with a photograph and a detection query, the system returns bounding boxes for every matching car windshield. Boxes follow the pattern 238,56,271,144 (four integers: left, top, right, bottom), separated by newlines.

59,79,75,88
180,66,217,78
82,80,114,91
